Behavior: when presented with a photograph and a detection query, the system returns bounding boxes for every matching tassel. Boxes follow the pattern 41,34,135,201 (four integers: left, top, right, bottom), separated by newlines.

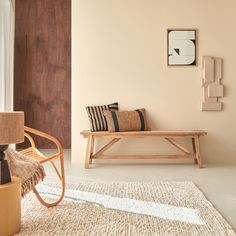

21,166,46,197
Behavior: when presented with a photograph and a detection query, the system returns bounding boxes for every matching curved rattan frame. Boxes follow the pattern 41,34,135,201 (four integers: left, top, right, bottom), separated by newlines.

20,126,65,208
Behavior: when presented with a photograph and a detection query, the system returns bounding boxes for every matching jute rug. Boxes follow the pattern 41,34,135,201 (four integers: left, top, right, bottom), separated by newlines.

17,181,235,236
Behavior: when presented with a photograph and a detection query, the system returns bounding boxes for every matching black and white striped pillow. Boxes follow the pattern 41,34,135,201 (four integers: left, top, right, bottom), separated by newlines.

86,102,119,131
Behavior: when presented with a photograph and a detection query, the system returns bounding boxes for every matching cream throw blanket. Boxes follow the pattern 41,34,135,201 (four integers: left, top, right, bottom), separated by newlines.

5,148,46,197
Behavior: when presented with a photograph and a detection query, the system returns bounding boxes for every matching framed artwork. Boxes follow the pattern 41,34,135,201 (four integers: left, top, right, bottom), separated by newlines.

167,29,197,66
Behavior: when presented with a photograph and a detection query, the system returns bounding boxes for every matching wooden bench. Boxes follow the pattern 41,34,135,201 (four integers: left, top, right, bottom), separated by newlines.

80,130,207,169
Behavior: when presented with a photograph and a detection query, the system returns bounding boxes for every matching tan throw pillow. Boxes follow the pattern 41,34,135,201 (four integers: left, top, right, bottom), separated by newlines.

103,109,150,132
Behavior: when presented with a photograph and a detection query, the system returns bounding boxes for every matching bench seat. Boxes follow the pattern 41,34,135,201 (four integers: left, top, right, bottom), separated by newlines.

80,130,207,169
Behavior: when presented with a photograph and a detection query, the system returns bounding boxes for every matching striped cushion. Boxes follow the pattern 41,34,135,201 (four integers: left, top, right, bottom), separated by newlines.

86,103,119,131
103,108,150,132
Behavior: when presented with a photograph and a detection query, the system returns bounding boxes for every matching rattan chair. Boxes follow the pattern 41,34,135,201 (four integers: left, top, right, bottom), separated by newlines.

20,126,65,208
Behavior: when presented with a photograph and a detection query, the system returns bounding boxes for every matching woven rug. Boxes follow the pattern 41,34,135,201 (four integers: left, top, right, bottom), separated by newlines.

17,181,235,236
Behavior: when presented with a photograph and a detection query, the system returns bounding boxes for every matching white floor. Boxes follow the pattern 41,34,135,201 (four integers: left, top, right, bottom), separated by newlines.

44,150,236,231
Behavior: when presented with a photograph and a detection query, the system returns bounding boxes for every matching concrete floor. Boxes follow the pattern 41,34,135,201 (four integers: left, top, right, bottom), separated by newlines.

45,150,236,231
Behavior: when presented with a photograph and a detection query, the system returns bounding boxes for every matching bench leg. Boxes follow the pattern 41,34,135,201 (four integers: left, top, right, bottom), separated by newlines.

85,135,94,169
192,138,198,164
194,136,203,168
89,137,95,164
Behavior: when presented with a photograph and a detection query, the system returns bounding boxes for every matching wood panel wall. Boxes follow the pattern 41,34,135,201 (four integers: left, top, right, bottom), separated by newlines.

14,0,71,148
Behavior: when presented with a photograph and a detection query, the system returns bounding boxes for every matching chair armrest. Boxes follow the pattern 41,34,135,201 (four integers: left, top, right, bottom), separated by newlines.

24,126,63,155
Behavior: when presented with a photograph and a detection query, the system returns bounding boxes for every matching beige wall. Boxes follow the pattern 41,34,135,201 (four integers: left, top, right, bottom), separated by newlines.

72,0,236,164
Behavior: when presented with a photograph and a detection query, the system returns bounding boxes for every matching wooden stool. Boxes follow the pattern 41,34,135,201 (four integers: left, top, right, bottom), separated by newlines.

0,177,21,236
